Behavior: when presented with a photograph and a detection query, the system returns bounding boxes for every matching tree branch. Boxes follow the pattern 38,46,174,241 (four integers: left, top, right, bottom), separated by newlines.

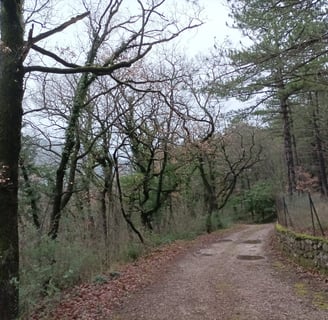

31,44,81,68
30,11,90,44
21,11,90,62
24,46,152,74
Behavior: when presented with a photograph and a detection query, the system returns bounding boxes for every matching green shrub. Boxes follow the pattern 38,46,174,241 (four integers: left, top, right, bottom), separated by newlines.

244,182,276,222
122,243,144,261
213,212,234,229
19,224,103,318
92,274,109,285
148,233,178,246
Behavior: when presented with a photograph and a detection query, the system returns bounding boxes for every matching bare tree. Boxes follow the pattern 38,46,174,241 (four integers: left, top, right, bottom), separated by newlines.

0,0,202,317
176,57,263,232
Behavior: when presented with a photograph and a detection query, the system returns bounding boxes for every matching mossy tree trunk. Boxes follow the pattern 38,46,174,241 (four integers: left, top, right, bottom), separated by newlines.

0,1,24,318
48,74,90,239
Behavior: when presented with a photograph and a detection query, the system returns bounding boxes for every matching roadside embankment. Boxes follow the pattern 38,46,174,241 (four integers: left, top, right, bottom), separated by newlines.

275,224,328,273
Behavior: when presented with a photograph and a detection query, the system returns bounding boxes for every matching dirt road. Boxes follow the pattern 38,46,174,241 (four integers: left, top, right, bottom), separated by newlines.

111,224,328,320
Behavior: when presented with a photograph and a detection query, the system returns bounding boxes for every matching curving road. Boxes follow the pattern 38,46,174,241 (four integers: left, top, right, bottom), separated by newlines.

111,224,328,320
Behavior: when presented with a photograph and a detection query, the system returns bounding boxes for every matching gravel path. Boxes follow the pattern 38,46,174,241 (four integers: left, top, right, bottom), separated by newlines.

111,224,328,320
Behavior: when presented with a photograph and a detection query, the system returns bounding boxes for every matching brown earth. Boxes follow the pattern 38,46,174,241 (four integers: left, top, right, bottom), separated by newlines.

38,224,328,320
111,224,328,320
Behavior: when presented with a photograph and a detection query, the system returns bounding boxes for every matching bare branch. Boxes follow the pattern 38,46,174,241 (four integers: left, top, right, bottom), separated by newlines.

30,45,81,68
23,48,151,74
30,11,90,45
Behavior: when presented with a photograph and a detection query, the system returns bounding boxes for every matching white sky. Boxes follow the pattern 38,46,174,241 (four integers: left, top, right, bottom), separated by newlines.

43,0,241,58
23,0,245,138
182,0,242,55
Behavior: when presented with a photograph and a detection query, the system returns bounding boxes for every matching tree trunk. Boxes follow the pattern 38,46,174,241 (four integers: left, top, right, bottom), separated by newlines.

113,152,144,243
0,1,24,318
100,156,114,265
197,154,217,233
280,95,296,195
206,194,218,233
19,158,40,229
312,92,328,196
288,106,300,167
49,75,89,239
48,32,101,239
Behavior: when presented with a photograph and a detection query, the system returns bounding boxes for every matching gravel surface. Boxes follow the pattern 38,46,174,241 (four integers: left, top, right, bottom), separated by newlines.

111,224,328,320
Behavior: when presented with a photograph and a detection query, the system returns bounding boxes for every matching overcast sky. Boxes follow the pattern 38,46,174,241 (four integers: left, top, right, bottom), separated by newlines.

47,0,241,58
183,0,242,55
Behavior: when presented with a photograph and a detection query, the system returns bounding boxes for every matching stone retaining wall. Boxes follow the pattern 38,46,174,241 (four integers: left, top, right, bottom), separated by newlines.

275,224,328,273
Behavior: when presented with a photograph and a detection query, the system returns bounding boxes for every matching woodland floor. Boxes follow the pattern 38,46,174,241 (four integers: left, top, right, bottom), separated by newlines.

35,224,328,320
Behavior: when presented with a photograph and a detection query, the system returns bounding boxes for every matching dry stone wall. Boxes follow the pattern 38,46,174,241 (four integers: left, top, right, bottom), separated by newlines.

275,224,328,273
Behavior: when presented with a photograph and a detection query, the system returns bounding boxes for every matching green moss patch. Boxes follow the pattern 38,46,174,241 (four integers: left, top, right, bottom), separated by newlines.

294,282,308,297
313,293,328,310
275,224,328,243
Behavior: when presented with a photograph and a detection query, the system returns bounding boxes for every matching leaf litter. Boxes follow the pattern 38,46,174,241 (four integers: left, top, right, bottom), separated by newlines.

30,227,242,320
